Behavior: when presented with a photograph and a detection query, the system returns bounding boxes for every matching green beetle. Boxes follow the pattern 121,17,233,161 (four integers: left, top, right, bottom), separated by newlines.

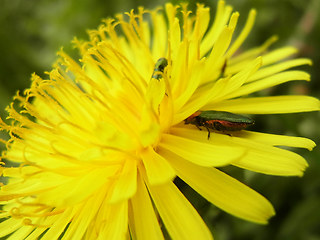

185,110,254,139
151,58,168,80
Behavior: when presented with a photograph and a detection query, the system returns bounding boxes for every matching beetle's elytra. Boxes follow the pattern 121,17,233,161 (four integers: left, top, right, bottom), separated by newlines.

152,58,168,80
184,110,254,139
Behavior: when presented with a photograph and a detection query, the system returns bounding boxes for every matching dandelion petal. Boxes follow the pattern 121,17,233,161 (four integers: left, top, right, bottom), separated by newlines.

262,46,298,66
228,136,309,176
0,218,22,238
93,201,128,240
225,70,310,99
173,127,309,176
6,226,34,240
205,95,320,114
163,148,275,224
63,190,108,239
40,208,74,240
108,159,137,203
250,58,312,81
234,131,316,150
148,181,213,240
129,175,164,240
141,147,176,185
234,147,308,176
159,133,246,167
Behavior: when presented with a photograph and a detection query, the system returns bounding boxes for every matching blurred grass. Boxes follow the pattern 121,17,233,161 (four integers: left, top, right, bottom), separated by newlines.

0,0,319,239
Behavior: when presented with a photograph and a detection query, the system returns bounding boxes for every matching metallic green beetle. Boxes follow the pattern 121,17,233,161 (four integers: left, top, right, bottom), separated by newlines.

151,58,168,80
185,110,254,139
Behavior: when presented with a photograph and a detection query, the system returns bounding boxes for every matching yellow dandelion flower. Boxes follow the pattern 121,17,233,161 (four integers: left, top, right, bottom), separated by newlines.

0,1,319,239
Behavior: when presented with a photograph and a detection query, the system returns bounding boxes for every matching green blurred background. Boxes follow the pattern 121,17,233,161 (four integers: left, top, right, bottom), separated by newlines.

0,0,319,239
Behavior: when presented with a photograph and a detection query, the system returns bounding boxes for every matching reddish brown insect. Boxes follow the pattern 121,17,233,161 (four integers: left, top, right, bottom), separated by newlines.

184,111,254,139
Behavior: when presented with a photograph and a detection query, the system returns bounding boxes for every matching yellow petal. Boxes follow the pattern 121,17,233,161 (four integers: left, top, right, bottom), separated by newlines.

232,131,316,150
37,167,110,207
174,59,205,112
129,175,164,240
203,23,236,79
140,105,161,147
171,41,188,98
0,218,22,238
151,12,167,58
224,70,310,99
201,0,233,55
204,96,320,114
226,9,256,57
40,208,74,240
262,46,298,66
211,57,262,101
25,213,61,239
145,71,166,112
172,127,309,176
227,46,298,75
200,12,238,82
97,201,128,240
194,5,210,40
228,35,278,65
108,159,137,203
25,226,47,239
189,4,210,61
235,151,308,176
141,147,176,185
249,58,312,81
173,57,260,124
166,3,181,55
163,148,275,224
173,72,216,125
229,136,309,176
159,133,246,167
148,181,213,240
6,226,34,240
62,190,108,239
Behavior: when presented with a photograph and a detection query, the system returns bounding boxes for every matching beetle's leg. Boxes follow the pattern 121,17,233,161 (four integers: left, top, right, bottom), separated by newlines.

195,117,203,131
205,126,211,139
221,59,227,76
221,131,231,137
